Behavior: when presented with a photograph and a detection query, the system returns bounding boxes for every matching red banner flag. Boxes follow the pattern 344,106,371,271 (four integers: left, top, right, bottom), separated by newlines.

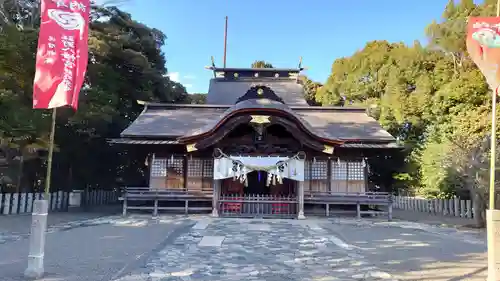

33,0,90,109
467,17,500,95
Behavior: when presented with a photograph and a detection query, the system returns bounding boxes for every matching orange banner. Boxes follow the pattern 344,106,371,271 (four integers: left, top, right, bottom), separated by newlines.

467,17,500,94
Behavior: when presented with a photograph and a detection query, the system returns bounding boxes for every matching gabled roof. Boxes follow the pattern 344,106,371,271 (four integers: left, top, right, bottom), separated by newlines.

205,66,308,105
117,64,398,150
207,79,308,105
120,101,396,143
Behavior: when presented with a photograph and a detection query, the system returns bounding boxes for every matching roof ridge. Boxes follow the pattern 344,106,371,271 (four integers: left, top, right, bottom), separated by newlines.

210,67,302,72
144,102,367,112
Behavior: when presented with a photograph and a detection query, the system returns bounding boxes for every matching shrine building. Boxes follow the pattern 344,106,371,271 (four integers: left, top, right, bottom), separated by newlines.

111,66,400,219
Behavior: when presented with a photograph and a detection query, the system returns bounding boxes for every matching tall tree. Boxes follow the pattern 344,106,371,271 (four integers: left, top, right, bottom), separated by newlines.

0,4,191,192
314,0,498,227
298,75,322,106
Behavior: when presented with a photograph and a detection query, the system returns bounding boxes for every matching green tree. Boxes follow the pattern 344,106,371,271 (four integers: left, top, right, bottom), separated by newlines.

298,75,322,106
187,93,207,104
251,60,273,68
314,0,499,226
0,4,192,192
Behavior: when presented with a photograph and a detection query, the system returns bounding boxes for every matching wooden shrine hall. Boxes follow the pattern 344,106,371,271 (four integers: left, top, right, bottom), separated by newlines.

110,65,400,219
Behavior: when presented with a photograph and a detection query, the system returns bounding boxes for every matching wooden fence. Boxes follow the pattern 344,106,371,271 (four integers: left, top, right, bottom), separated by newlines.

0,189,119,215
393,195,475,219
219,194,297,218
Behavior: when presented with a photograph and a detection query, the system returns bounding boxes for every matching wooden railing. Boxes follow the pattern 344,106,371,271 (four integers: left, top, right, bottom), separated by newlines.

304,191,393,221
219,194,297,218
120,187,212,216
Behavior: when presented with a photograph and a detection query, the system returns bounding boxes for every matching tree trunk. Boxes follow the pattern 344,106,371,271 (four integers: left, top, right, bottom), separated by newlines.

16,155,24,193
471,189,486,228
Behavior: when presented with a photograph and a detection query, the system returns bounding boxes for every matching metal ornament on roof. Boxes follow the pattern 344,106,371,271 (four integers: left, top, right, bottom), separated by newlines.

250,115,270,124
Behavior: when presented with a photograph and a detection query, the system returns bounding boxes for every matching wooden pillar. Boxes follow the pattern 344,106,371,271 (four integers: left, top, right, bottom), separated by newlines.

182,155,188,192
122,195,127,216
345,161,350,193
153,198,158,217
388,202,393,221
326,159,332,193
363,157,368,192
148,153,155,189
356,202,361,219
211,179,221,217
298,181,305,219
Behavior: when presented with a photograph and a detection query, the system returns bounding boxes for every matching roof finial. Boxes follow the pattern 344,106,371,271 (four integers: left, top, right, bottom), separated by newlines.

210,56,216,78
211,56,216,68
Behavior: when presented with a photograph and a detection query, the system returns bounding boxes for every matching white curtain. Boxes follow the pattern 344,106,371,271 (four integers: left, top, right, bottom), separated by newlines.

213,156,305,181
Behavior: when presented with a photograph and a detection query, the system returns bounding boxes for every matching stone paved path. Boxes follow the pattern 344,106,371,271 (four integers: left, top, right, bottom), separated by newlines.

115,216,487,281
116,219,400,281
0,214,488,281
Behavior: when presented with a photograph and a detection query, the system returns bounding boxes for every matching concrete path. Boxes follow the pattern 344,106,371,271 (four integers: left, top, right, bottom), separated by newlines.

0,215,195,281
0,206,119,234
0,214,488,281
390,208,483,229
319,218,487,281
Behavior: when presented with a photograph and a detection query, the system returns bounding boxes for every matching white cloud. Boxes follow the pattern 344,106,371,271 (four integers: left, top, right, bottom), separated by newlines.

166,72,194,89
167,72,180,82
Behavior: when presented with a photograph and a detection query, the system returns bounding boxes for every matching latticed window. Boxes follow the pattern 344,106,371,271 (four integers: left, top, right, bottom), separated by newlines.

151,158,167,177
167,157,183,174
310,160,328,180
185,158,214,193
348,161,364,180
331,160,347,180
203,159,213,177
331,160,365,181
187,159,203,177
187,158,214,177
166,157,184,189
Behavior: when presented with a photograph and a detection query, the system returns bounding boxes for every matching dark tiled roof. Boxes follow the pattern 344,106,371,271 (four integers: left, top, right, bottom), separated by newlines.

207,79,308,105
107,138,179,145
293,110,395,141
108,138,401,149
181,99,319,139
120,101,395,142
121,106,227,138
210,67,302,72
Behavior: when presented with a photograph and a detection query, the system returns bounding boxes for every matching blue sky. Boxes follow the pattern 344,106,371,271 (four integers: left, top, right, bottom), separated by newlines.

117,0,455,94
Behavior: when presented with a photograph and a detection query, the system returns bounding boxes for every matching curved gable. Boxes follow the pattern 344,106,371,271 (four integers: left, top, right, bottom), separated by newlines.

235,86,284,104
